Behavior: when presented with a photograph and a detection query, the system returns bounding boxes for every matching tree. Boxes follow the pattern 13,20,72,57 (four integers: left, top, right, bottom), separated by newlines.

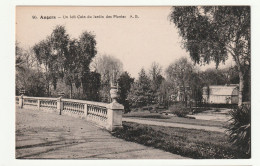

201,68,228,86
82,71,101,101
23,71,46,97
50,25,70,75
148,62,164,104
91,54,123,102
189,71,203,106
149,62,163,87
127,68,153,108
63,31,97,99
165,57,194,106
33,38,57,96
91,54,123,82
63,39,80,98
64,31,98,99
77,31,97,74
169,6,250,106
157,80,172,107
118,72,134,112
15,42,25,72
15,42,25,95
33,26,98,99
16,42,45,96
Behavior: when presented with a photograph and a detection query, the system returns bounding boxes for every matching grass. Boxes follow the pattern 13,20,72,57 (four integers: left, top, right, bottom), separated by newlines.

123,112,170,119
112,122,249,159
123,112,228,128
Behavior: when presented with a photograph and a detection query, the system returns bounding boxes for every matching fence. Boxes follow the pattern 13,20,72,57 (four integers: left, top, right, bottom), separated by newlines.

16,86,124,131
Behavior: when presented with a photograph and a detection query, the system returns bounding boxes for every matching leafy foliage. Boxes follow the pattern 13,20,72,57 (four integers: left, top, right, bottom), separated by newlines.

127,68,153,108
149,62,165,104
16,43,46,96
15,42,26,72
166,57,200,106
169,6,250,106
227,105,251,157
81,71,101,101
118,72,134,113
91,54,123,102
169,103,190,117
25,25,98,99
16,69,46,97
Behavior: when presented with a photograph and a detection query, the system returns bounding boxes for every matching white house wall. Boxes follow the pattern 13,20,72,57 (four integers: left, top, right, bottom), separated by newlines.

208,95,229,104
202,85,239,104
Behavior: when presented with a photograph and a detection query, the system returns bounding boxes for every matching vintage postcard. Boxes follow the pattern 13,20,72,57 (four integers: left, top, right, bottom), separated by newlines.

14,6,251,161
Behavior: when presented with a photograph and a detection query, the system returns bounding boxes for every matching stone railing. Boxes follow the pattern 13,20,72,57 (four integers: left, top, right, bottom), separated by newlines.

16,86,124,131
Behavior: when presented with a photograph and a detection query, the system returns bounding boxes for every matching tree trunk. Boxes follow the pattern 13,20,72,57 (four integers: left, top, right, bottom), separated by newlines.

47,83,50,97
70,84,73,99
238,71,244,107
183,85,187,107
233,51,245,107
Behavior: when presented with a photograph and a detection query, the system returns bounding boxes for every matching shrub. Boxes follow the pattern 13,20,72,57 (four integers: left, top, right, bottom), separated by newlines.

172,108,190,117
227,105,251,157
168,102,190,117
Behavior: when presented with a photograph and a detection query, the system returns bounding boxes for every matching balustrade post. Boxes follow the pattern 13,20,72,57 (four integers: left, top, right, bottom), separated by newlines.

84,103,88,117
19,94,24,109
57,97,63,115
106,84,124,131
37,99,40,109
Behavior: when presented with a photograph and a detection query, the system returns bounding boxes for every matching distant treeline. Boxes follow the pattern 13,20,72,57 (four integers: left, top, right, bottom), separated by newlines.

16,25,250,112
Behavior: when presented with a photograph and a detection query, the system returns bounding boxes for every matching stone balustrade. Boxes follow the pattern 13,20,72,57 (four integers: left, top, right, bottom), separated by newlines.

16,95,124,131
39,98,57,109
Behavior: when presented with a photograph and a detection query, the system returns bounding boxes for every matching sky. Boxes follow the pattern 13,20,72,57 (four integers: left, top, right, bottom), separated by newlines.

16,6,233,78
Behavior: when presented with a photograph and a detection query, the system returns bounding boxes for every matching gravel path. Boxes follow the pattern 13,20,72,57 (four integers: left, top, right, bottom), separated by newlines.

16,107,187,159
123,117,226,133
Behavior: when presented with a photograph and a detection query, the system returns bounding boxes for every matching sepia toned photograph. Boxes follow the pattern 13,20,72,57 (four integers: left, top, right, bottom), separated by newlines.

15,6,251,159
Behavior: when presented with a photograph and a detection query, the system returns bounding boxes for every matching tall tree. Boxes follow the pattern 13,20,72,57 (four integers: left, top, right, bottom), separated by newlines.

50,25,70,74
33,38,53,96
65,31,97,99
148,62,164,104
83,71,101,101
91,54,123,102
166,57,194,106
50,25,70,90
63,39,80,98
16,42,45,96
127,68,153,108
169,6,250,106
157,80,172,107
33,26,70,94
15,42,26,73
33,26,98,98
118,72,134,112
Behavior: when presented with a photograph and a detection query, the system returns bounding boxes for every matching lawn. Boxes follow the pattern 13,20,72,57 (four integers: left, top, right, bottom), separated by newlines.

123,112,228,128
112,122,249,159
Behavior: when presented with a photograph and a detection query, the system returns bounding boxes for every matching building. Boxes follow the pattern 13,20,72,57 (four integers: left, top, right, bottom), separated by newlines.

202,84,239,104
